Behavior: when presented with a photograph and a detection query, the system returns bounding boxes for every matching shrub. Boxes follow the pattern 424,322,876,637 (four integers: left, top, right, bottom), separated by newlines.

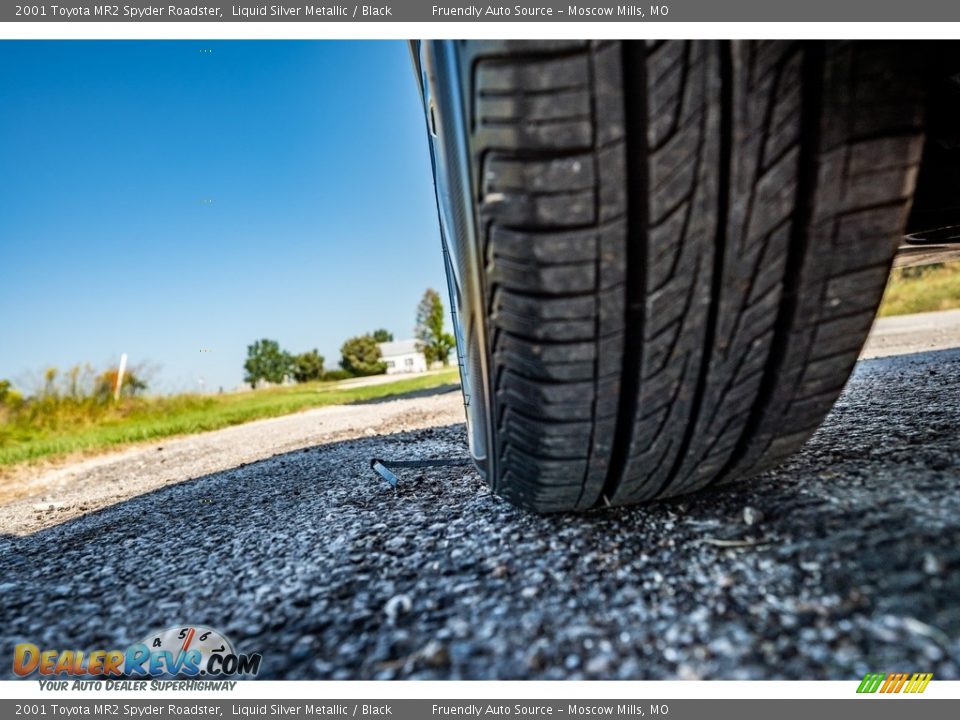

292,349,325,383
339,335,386,376
0,380,22,425
94,368,148,400
0,363,152,436
0,379,17,405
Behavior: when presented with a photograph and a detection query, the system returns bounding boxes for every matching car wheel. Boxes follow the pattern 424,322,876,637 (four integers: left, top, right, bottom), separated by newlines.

421,40,926,512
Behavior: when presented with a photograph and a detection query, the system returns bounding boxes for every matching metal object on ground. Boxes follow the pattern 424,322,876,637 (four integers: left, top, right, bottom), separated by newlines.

370,457,473,489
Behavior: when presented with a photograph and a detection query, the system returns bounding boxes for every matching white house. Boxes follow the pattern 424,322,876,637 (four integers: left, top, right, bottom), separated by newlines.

378,339,427,375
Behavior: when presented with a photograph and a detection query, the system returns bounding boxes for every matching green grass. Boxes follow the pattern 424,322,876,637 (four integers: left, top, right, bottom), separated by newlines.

878,262,960,317
0,368,460,468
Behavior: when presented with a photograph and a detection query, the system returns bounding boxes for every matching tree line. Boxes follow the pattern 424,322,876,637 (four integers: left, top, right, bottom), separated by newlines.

243,288,456,388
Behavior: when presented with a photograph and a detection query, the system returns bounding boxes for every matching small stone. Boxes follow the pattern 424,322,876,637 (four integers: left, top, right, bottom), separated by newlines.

33,502,63,513
743,506,763,526
446,618,469,637
584,655,612,674
526,641,550,671
923,553,945,575
419,640,450,668
291,635,315,661
521,587,538,599
384,594,413,623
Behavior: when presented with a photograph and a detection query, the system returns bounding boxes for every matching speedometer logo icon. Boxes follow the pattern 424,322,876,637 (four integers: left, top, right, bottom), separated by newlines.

138,626,235,676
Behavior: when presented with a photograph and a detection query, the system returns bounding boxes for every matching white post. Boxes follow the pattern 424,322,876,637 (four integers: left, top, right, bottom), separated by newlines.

114,353,128,401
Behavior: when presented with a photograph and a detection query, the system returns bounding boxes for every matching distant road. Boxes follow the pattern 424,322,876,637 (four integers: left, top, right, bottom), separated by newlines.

863,308,960,358
335,369,446,390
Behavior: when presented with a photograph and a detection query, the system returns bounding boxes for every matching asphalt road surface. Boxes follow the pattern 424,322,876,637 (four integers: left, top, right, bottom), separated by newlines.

1,313,958,680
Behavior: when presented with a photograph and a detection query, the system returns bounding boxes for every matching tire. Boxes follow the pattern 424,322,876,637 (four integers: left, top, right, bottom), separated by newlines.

425,40,926,512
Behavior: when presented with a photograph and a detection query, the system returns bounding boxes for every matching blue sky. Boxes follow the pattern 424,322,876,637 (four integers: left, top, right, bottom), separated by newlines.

0,41,445,393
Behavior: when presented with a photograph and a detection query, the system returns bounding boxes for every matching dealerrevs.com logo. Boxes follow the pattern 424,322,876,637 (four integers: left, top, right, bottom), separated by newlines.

13,626,261,678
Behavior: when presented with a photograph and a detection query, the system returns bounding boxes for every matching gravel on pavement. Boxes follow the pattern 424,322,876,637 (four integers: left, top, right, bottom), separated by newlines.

1,329,958,680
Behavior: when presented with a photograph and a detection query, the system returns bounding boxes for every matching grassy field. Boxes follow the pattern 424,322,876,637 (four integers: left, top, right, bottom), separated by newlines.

0,368,460,468
879,262,960,317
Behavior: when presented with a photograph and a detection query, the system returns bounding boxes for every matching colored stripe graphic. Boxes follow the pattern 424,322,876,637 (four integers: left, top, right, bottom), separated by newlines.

857,672,932,693
857,673,885,693
906,673,934,693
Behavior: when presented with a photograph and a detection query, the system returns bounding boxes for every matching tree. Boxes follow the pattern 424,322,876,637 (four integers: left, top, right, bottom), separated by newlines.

340,335,386,376
244,339,293,388
292,349,325,383
415,288,456,365
371,328,394,343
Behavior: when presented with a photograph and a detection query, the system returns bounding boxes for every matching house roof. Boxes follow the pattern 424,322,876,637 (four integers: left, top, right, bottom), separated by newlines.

378,339,421,358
